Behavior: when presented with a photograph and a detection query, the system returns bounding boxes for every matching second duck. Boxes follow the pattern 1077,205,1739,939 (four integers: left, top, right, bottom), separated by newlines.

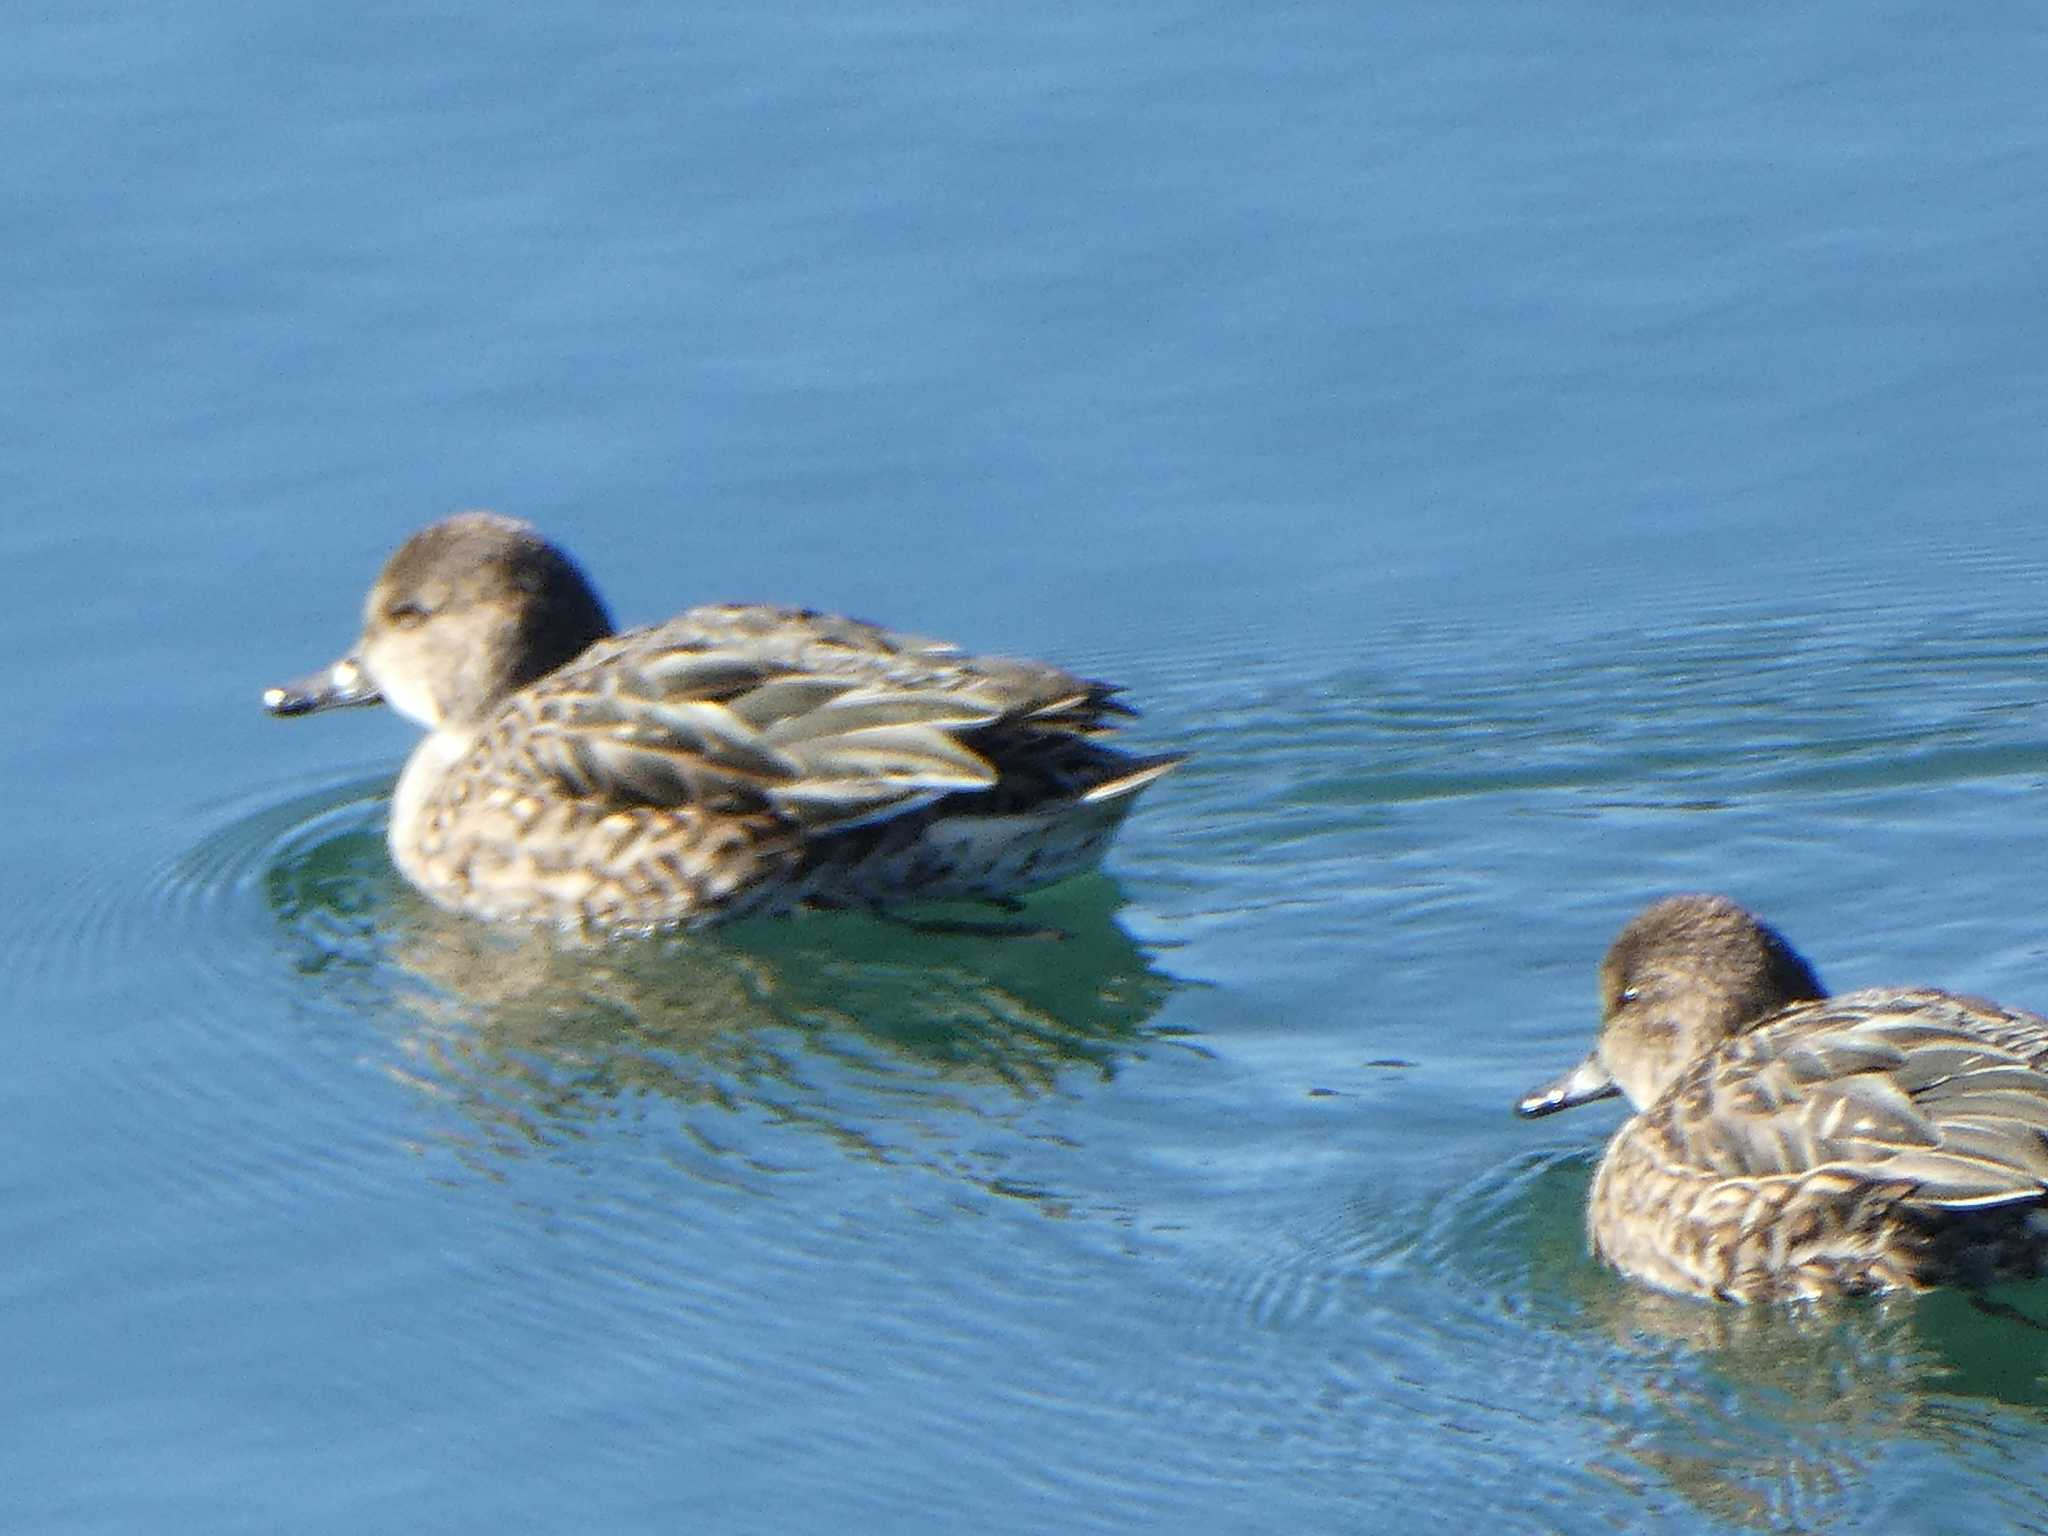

1518,894,2048,1302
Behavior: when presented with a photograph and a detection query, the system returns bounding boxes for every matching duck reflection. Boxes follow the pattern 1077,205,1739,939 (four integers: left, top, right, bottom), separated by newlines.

1502,1152,2048,1525
262,795,1178,1181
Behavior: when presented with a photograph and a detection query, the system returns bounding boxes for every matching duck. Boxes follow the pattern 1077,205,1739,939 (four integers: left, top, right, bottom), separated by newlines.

262,512,1182,932
1515,894,2048,1302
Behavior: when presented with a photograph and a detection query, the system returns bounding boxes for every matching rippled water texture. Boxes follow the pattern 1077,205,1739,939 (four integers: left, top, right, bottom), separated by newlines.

9,4,2048,1533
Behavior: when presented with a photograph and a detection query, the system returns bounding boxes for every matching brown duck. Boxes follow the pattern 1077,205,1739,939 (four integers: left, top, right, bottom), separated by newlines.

1518,894,2048,1302
264,513,1181,931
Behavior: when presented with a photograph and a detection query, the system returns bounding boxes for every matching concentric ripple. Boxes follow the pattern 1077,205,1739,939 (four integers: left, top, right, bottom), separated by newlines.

92,767,1189,1211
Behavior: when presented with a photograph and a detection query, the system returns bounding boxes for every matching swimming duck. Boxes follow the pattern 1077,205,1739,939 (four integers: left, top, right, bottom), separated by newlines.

1516,894,2048,1302
263,512,1181,931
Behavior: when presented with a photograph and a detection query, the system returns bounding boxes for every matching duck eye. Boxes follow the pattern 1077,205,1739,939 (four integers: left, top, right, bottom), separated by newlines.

1618,986,1641,1006
386,601,431,629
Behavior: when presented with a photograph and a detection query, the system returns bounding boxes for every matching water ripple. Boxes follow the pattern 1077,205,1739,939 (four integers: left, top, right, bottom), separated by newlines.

89,768,1189,1221
36,596,2048,1532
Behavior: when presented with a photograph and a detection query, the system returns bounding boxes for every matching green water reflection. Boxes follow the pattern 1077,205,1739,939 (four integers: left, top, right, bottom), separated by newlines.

261,789,1182,1189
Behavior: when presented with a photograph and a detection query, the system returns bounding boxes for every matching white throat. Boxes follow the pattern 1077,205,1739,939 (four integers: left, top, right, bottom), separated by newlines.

374,662,448,732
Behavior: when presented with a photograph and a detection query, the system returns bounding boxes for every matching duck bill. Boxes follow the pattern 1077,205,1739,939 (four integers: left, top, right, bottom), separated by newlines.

262,654,383,717
1514,1053,1621,1119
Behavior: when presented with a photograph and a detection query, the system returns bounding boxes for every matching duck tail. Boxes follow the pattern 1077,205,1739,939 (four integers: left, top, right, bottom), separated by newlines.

1080,752,1188,804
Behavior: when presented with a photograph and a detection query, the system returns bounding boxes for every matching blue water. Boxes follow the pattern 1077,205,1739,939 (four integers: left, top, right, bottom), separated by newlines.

9,3,2048,1531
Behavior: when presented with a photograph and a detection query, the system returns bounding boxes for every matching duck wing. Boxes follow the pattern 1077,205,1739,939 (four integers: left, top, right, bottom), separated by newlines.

643,604,1139,730
505,606,1137,830
1672,990,2048,1208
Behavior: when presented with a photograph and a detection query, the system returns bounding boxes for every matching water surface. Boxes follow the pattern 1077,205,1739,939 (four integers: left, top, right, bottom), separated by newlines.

8,4,2048,1532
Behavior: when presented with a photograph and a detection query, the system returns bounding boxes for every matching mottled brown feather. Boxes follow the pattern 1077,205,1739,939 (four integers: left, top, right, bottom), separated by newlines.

1522,896,2048,1301
266,515,1181,930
